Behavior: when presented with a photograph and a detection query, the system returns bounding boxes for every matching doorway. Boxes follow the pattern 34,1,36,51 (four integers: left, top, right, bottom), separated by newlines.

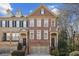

50,33,57,50
23,38,26,46
51,38,55,50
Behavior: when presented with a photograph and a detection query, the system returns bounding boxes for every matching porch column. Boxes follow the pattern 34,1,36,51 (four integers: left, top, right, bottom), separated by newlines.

54,34,58,48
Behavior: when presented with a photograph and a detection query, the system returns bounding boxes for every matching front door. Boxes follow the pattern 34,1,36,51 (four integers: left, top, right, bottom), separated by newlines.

23,38,26,46
51,38,55,50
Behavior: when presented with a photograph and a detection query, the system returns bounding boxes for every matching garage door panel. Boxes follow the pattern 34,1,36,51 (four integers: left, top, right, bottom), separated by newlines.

31,46,49,54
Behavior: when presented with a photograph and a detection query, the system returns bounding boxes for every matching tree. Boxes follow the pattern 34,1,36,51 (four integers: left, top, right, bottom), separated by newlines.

57,4,79,37
58,29,69,56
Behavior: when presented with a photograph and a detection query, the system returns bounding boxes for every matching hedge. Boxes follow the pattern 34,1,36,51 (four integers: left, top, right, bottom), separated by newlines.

11,50,25,56
50,49,59,56
69,51,79,56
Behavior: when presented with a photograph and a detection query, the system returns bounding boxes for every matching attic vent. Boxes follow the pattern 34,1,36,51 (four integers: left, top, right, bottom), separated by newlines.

41,8,44,14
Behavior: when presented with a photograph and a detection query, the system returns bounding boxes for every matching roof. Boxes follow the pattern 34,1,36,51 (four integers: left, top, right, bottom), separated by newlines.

0,4,57,18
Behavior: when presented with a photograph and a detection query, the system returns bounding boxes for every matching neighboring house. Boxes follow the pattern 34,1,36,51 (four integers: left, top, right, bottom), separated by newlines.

0,4,58,54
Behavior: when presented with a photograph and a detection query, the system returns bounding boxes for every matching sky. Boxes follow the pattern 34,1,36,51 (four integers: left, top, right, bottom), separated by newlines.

0,3,63,16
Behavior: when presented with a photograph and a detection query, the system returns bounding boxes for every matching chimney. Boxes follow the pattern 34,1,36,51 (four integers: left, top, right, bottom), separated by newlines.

6,9,14,17
15,8,23,17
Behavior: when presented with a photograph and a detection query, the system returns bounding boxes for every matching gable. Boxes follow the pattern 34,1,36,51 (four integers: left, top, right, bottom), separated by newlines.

28,4,56,18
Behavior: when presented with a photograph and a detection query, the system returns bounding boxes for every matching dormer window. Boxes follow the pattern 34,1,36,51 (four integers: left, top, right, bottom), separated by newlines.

41,8,44,14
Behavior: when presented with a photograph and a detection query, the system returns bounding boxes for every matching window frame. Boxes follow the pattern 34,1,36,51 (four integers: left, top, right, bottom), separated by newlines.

23,20,27,28
36,30,41,39
44,19,49,27
2,20,5,27
16,20,19,27
36,19,41,27
9,21,12,27
41,8,45,14
0,20,2,27
29,19,34,27
43,30,48,39
51,20,55,27
29,30,34,39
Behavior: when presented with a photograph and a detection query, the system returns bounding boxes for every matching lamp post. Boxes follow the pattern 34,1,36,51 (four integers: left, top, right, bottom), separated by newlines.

72,31,76,51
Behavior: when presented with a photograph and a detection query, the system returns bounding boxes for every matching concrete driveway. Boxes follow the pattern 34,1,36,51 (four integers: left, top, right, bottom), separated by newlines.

27,52,50,56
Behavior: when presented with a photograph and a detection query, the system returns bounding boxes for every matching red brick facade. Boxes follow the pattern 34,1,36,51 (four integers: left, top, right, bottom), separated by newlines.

0,4,58,54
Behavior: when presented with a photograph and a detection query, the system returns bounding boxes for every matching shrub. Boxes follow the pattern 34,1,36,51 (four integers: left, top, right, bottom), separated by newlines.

11,50,25,56
69,51,79,56
58,48,69,56
50,49,59,56
17,43,22,50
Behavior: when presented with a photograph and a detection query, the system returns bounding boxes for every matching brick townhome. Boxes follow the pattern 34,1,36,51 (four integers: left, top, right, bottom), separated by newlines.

0,4,58,55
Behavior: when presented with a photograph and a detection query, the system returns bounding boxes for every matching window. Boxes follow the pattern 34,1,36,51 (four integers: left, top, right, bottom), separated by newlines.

37,19,41,27
29,30,34,39
44,19,48,27
16,21,19,27
7,21,9,27
44,30,48,39
5,21,9,27
9,21,12,27
23,21,26,27
12,33,19,40
29,20,34,27
5,21,8,27
2,21,5,27
19,21,23,27
7,33,19,41
41,8,44,14
12,21,16,27
16,33,19,40
26,20,28,27
0,20,2,27
7,33,10,40
51,20,55,27
36,30,41,39
3,33,6,41
12,33,15,40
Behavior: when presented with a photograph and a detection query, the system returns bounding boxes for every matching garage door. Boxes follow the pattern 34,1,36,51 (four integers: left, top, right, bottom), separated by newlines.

31,46,49,55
